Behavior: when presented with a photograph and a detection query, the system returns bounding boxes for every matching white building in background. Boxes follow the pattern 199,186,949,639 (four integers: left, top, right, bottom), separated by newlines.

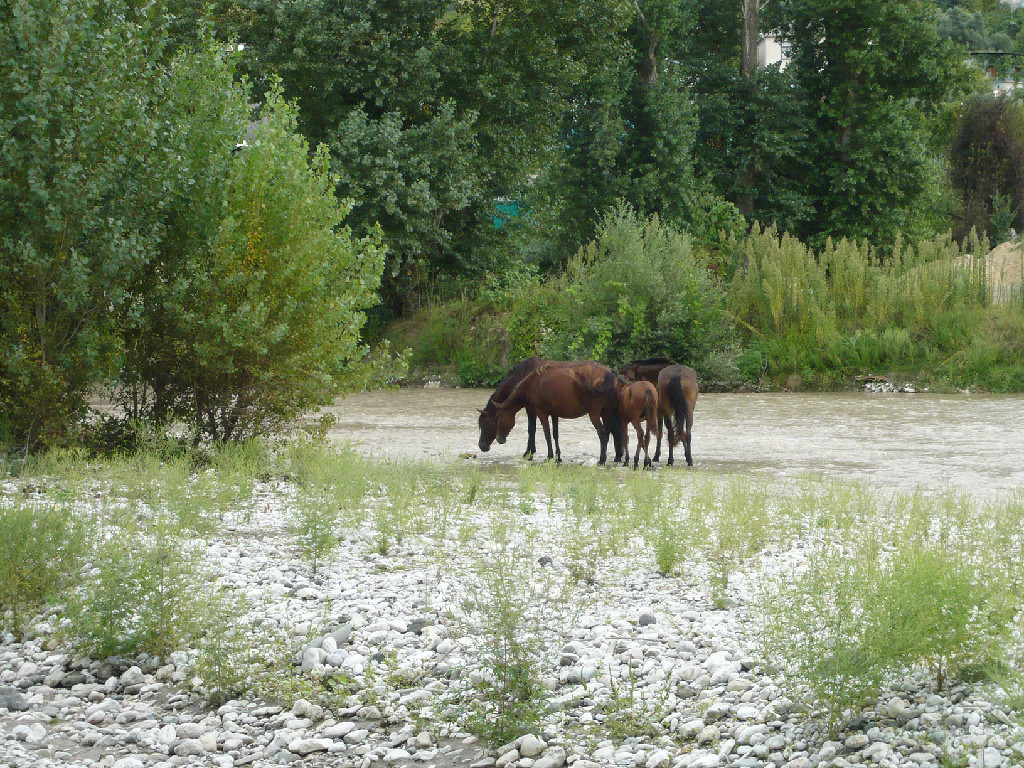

757,34,792,70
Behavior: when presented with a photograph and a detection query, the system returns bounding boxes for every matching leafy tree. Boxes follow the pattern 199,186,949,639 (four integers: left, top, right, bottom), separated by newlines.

781,0,971,246
694,67,813,236
233,0,627,309
135,86,386,441
949,93,1024,241
119,40,252,425
0,0,167,449
532,0,710,261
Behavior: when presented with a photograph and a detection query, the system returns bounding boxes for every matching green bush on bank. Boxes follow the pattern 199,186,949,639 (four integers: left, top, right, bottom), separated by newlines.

390,204,736,383
392,213,1024,391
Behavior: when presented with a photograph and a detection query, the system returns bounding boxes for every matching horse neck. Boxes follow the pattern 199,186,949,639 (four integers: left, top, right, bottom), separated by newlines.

487,361,542,413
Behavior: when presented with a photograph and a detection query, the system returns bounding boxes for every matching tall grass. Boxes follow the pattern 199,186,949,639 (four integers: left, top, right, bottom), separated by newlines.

729,226,1024,386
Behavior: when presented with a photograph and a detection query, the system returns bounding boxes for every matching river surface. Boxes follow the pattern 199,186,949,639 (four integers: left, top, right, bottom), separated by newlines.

319,389,1024,496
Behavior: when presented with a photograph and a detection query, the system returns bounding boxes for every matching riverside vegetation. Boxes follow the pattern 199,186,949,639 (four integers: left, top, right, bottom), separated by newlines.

1,436,1023,767
388,207,1024,394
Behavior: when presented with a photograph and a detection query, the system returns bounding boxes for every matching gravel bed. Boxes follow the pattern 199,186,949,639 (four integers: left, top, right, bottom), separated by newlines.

2,476,1022,768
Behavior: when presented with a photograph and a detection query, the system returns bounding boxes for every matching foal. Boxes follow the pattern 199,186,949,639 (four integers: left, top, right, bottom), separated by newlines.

615,376,659,469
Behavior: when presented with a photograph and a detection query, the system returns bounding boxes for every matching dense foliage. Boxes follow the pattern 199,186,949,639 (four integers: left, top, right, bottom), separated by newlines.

950,94,1024,241
0,0,168,449
1,3,383,450
6,0,1024,453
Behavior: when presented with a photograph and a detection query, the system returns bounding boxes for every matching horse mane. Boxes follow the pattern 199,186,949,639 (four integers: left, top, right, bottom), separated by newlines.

493,363,551,410
485,357,545,411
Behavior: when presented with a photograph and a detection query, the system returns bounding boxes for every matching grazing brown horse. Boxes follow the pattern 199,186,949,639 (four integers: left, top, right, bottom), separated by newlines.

654,365,698,466
491,362,623,464
478,357,571,456
615,376,659,469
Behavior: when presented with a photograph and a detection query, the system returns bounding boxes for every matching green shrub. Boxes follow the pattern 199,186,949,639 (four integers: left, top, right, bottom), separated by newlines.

728,225,1015,383
0,499,87,635
62,522,213,658
761,488,1021,735
509,203,733,370
126,84,385,442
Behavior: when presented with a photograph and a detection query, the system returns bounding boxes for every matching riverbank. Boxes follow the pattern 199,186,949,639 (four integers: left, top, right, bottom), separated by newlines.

1,436,1023,768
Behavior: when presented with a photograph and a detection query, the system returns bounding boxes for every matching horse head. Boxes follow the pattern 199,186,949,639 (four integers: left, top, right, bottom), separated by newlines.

477,406,502,452
488,398,517,445
619,363,639,382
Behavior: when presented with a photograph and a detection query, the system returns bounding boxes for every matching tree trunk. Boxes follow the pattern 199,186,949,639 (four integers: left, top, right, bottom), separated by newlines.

741,0,759,79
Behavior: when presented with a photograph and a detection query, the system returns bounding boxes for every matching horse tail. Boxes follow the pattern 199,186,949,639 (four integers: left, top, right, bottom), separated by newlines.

643,387,657,429
493,363,550,410
667,376,689,447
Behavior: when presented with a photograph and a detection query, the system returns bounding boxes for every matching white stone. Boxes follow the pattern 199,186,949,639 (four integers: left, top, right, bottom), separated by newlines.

289,738,333,755
534,746,567,768
520,734,547,758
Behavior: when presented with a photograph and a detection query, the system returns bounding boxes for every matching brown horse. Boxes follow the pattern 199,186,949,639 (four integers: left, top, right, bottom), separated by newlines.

654,364,698,466
491,362,623,464
620,356,676,386
478,357,572,456
615,376,659,469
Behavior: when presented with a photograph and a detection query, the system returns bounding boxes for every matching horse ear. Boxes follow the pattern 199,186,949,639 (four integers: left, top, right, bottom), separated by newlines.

492,399,508,411
477,408,485,414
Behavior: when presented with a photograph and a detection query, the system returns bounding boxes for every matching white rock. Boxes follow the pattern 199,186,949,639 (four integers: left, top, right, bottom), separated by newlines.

199,731,219,752
845,734,869,750
323,721,357,738
112,759,145,768
534,746,567,768
520,734,547,757
496,749,519,768
289,738,332,755
177,722,205,739
174,738,206,756
981,747,1003,768
344,728,369,744
646,749,672,768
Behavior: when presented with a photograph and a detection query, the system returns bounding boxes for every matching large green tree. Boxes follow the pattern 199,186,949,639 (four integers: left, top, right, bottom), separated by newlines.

781,0,970,246
532,0,717,261
233,0,628,307
0,0,167,449
133,85,385,441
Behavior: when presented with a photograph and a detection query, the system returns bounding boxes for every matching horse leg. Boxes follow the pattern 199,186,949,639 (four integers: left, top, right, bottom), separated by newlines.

525,407,537,459
642,421,653,469
653,415,665,462
552,416,562,463
621,421,631,467
539,414,556,462
632,420,643,470
590,412,609,465
666,423,675,466
683,412,694,466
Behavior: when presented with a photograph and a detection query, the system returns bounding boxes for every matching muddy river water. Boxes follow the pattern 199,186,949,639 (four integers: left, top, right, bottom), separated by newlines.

320,389,1024,496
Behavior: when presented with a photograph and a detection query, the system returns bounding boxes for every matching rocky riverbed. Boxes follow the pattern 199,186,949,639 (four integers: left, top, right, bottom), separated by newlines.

2,473,1022,768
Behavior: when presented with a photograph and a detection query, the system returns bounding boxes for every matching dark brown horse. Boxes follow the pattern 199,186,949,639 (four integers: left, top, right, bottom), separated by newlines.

620,356,676,386
615,376,659,469
478,357,571,456
654,364,698,466
491,362,623,464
